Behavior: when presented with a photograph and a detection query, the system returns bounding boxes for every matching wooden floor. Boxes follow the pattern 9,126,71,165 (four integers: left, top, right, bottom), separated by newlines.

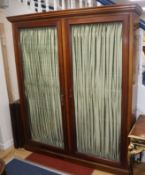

0,147,145,175
0,147,32,162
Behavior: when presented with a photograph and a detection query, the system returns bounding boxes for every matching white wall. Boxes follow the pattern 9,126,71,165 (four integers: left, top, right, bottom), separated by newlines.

0,0,33,150
137,85,145,114
137,29,145,117
136,29,143,115
4,0,34,16
0,35,13,149
0,11,19,102
2,0,34,102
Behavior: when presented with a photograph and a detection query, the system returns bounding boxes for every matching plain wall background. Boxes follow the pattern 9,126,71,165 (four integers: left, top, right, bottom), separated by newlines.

0,0,33,150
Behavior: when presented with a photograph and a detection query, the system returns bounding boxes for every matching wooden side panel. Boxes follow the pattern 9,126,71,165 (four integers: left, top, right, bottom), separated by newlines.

9,100,25,148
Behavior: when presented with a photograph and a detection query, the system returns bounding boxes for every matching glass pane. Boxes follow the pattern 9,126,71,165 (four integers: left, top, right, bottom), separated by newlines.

71,23,122,161
20,27,64,148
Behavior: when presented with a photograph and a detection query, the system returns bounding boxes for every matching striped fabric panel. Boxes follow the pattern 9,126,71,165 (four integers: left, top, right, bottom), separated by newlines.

71,23,122,161
20,27,64,148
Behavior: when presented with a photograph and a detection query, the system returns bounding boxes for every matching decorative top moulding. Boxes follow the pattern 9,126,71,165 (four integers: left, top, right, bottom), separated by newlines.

7,4,142,23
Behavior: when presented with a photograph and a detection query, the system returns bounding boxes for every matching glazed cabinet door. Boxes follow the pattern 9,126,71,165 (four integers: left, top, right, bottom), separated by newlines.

63,15,129,166
13,20,67,151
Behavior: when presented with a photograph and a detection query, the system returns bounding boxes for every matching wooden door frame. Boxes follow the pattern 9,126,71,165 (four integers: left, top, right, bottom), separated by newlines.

62,14,131,169
12,19,69,153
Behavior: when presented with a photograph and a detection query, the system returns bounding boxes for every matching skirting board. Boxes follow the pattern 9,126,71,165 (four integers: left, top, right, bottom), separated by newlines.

0,138,14,150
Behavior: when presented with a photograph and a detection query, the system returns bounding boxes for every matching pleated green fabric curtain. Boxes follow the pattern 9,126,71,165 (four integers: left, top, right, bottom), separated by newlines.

20,27,64,148
72,23,122,161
